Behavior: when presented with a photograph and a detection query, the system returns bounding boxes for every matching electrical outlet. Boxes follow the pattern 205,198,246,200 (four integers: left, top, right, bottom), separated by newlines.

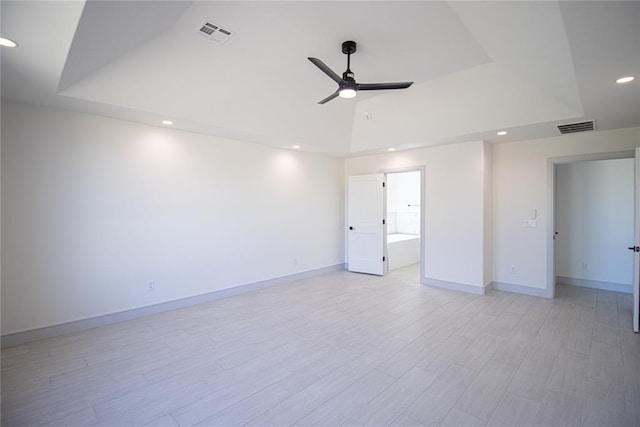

293,258,298,265
146,281,155,292
511,265,517,275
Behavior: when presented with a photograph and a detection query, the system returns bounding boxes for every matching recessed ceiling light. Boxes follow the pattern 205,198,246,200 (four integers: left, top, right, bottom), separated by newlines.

388,148,396,152
292,145,301,149
616,76,635,84
162,120,173,125
497,131,508,136
0,37,18,48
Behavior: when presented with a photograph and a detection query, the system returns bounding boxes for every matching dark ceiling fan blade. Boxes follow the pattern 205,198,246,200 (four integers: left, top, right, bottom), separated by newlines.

308,57,343,85
357,82,414,91
318,91,340,104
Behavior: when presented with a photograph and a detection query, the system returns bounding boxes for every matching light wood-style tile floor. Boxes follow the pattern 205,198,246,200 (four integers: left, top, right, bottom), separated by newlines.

2,264,639,426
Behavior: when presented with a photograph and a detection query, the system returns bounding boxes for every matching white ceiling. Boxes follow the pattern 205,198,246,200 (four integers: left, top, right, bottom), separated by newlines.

1,1,639,157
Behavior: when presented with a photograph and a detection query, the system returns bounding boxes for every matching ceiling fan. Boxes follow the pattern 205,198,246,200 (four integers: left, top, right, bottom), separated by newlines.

308,40,413,104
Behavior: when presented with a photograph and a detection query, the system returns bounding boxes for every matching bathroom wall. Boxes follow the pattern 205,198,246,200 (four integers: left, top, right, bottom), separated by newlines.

387,171,421,235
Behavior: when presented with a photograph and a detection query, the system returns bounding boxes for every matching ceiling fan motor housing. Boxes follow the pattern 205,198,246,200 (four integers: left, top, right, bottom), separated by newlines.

342,71,355,83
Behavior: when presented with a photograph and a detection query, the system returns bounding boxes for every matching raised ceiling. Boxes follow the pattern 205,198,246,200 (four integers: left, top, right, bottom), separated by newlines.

1,1,639,157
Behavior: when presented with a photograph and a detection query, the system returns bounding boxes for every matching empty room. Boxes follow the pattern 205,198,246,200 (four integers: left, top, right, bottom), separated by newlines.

1,1,640,426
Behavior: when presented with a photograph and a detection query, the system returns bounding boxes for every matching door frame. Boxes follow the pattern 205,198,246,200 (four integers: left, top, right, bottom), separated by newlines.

381,166,426,280
547,150,635,299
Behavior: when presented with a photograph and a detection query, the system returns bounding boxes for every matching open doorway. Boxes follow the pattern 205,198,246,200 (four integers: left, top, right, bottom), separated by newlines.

548,150,639,332
386,171,421,272
346,167,424,279
554,158,634,293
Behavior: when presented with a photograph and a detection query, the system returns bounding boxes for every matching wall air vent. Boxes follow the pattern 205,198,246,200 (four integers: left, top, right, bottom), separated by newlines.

557,120,596,135
196,21,234,45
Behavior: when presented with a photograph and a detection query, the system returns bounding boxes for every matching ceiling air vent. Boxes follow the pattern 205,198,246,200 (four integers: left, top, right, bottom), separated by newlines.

557,120,596,135
196,21,234,45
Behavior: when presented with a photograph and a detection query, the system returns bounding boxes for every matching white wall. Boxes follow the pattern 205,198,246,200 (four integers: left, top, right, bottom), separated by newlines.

555,158,634,287
493,127,640,292
1,101,345,335
386,171,420,235
346,140,491,290
4,103,638,336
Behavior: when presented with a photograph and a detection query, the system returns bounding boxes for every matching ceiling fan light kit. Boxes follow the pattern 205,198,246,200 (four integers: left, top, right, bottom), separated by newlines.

308,40,413,104
339,88,357,99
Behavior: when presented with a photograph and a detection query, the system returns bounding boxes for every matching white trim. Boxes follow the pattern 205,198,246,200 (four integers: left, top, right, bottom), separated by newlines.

492,281,553,299
1,264,346,348
550,150,635,165
557,276,632,294
422,277,491,296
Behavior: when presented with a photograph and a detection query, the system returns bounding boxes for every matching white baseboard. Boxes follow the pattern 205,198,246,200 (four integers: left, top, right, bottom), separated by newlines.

422,277,491,296
557,276,632,294
1,263,346,348
491,281,553,299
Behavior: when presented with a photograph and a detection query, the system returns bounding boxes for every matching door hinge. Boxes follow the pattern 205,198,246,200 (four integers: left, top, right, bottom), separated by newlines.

382,219,386,225
382,182,386,188
383,256,386,262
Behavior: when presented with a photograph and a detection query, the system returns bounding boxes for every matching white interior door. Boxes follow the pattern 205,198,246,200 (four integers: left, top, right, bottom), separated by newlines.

348,174,384,275
633,148,640,333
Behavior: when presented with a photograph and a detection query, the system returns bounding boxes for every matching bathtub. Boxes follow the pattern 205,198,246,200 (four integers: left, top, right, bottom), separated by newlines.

387,234,420,270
